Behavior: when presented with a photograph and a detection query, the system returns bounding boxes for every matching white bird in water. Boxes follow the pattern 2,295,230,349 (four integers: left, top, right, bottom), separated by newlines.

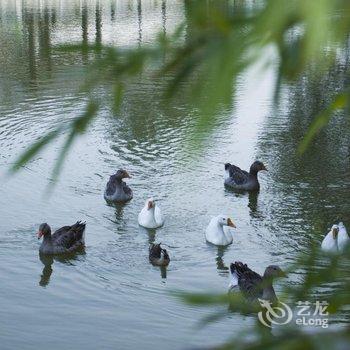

205,215,236,246
321,222,349,253
138,198,164,229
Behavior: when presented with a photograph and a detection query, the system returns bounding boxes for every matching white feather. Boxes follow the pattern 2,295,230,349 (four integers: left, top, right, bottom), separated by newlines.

321,225,338,253
205,215,234,246
337,222,349,251
138,198,164,229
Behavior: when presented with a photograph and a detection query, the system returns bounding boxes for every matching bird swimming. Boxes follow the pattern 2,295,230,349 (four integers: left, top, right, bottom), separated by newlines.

138,198,164,229
104,169,133,203
149,243,170,266
205,215,236,246
321,222,349,253
37,221,86,255
229,261,285,304
224,161,267,191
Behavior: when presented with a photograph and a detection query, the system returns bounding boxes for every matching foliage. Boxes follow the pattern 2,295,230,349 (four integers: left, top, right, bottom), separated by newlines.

179,244,350,349
8,1,350,348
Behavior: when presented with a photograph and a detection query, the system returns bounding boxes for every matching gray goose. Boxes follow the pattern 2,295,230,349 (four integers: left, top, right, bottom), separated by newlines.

229,261,285,304
149,243,170,266
104,169,133,203
224,161,267,191
37,221,86,255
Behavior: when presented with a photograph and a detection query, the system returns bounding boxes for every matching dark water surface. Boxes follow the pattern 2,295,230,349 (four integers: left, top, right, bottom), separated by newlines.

1,1,350,349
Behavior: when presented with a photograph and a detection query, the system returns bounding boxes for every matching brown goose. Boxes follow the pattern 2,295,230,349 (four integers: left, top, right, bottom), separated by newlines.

224,161,267,191
229,261,285,304
149,243,170,266
104,169,133,203
37,221,86,255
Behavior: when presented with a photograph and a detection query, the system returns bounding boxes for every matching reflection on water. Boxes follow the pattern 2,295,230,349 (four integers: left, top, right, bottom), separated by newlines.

39,250,86,287
0,1,349,350
215,246,229,274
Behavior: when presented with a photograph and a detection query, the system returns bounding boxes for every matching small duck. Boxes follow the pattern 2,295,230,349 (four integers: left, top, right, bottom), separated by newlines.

229,261,285,304
138,198,164,229
37,221,86,255
224,161,267,191
337,222,349,251
149,243,170,266
104,169,133,203
205,215,236,246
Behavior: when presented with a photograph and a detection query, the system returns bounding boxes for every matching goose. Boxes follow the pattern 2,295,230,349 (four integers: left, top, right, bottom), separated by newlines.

104,169,133,203
224,161,267,191
321,225,339,253
205,215,236,246
149,243,170,266
337,222,349,251
229,261,285,304
37,221,86,255
138,198,164,229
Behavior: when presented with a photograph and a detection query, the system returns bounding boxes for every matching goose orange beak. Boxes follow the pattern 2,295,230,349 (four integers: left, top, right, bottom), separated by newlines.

332,227,339,239
227,218,236,228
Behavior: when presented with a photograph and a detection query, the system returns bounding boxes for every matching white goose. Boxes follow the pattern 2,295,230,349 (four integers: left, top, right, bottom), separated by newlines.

337,222,349,251
205,215,236,246
321,224,339,253
138,198,164,229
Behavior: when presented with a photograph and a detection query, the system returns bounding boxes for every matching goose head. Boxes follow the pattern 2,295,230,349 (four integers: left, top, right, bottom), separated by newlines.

331,224,339,239
146,198,156,210
263,265,286,279
217,215,236,228
113,169,131,181
37,223,51,240
249,161,267,175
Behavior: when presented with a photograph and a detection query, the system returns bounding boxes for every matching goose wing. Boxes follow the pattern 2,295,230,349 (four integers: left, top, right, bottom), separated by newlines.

122,181,132,196
149,244,162,259
52,221,85,250
105,175,117,196
227,164,249,185
233,262,263,299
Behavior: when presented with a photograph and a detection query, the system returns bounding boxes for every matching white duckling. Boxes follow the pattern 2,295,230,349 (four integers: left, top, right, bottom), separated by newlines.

321,224,339,253
205,215,236,246
138,198,164,229
337,222,349,251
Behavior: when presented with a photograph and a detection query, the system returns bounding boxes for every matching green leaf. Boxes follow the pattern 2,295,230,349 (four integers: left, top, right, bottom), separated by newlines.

11,128,62,172
298,92,348,153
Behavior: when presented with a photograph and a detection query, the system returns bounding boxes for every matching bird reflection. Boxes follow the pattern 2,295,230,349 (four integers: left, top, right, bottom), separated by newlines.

160,265,167,279
146,228,157,244
215,245,229,275
113,203,125,223
248,191,259,216
39,254,53,287
38,250,85,287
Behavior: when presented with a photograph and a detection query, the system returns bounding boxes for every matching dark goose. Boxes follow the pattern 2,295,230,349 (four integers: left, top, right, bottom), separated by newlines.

37,221,86,255
224,161,267,191
149,243,170,266
104,169,133,203
229,261,285,304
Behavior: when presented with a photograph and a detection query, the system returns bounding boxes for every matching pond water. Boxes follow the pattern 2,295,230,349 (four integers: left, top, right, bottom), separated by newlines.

0,1,350,349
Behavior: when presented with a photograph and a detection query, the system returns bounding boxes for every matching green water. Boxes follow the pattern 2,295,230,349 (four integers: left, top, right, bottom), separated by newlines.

0,1,349,349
